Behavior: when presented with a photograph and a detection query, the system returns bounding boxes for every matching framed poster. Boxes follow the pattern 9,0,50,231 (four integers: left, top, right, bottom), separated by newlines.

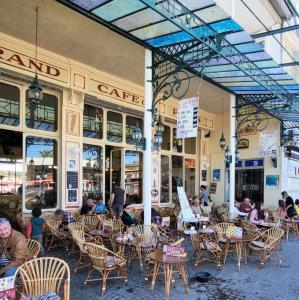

210,182,217,194
265,175,279,190
212,169,221,182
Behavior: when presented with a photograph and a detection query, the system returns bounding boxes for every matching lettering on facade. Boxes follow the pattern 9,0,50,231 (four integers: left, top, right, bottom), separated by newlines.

0,46,67,82
90,79,144,107
66,110,80,136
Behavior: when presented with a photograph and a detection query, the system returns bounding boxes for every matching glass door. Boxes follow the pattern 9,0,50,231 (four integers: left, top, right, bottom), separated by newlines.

110,149,125,193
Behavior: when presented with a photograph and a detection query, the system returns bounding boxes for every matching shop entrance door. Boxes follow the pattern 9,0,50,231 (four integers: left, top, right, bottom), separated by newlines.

109,148,125,194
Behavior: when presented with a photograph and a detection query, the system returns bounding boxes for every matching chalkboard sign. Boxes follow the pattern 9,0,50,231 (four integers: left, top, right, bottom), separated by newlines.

68,189,77,202
67,171,78,189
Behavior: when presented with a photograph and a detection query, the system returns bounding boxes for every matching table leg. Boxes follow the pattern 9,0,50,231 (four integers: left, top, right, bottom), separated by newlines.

164,263,173,300
176,263,189,294
150,261,160,291
235,241,243,271
136,245,143,270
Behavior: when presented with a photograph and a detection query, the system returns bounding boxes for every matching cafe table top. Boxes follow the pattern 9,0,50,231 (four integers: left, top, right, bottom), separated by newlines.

149,250,188,264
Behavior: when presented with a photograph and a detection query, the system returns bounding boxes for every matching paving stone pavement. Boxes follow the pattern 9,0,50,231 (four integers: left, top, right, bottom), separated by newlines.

49,237,299,300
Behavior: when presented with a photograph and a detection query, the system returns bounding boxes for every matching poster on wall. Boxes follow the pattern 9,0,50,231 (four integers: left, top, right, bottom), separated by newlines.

151,154,159,203
265,175,279,190
210,182,217,194
259,130,277,156
212,169,221,182
65,141,80,208
287,159,299,178
176,97,199,138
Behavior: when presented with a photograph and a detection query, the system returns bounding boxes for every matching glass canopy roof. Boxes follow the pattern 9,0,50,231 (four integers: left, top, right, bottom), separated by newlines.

60,0,299,122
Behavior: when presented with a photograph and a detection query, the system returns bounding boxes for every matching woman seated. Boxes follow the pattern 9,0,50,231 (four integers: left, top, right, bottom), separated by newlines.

285,196,299,219
191,196,203,216
274,199,287,220
80,198,95,215
94,198,108,214
121,204,138,226
249,201,268,225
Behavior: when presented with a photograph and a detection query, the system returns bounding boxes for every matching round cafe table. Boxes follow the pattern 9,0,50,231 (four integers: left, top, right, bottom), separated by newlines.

224,234,254,271
89,229,120,250
148,250,188,300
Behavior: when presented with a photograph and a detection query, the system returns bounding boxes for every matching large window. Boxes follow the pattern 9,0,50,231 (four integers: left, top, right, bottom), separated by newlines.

107,111,122,143
25,136,57,209
160,155,170,203
172,155,183,202
26,92,58,132
83,105,103,139
161,125,170,151
126,116,143,145
0,82,20,126
83,144,103,199
172,128,182,153
185,158,196,198
125,151,142,204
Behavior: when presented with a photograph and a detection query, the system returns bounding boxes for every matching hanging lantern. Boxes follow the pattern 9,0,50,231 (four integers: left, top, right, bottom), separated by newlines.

219,132,226,150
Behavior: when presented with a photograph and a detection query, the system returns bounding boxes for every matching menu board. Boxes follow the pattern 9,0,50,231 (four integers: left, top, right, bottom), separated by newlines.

67,171,78,189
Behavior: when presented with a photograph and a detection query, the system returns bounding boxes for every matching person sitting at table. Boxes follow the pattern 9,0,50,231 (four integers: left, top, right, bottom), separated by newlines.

239,197,253,214
191,196,203,216
274,199,287,220
140,206,162,225
231,202,249,219
0,218,29,278
121,204,138,226
80,198,96,215
95,198,108,214
249,201,268,225
285,196,299,219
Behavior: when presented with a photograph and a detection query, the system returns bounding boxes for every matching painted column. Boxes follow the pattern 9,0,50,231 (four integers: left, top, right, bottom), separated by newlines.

229,94,236,216
143,49,152,233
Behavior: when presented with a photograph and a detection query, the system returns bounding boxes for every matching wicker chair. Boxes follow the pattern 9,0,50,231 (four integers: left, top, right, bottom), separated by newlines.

79,214,100,231
16,212,31,234
212,222,238,264
84,242,128,296
191,233,222,269
45,218,69,251
68,221,102,274
241,220,262,238
283,219,299,241
27,239,41,259
14,257,70,300
248,227,284,268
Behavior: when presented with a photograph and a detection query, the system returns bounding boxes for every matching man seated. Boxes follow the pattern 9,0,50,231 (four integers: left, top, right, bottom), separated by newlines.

140,206,162,225
0,218,29,278
191,196,203,216
80,198,96,215
239,197,253,214
95,198,108,214
121,204,138,226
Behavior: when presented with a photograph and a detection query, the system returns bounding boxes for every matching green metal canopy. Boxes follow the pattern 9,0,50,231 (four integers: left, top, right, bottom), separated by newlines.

57,0,299,142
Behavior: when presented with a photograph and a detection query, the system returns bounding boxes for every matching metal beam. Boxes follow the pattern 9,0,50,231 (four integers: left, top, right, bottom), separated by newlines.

252,25,299,39
280,62,299,67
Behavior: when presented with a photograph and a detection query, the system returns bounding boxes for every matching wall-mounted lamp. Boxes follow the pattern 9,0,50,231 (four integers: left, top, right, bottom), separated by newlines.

224,146,232,164
235,148,241,162
271,149,277,168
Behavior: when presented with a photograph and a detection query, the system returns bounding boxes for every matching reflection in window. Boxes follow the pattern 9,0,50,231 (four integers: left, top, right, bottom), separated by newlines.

126,116,143,145
83,144,103,199
83,105,103,139
161,125,170,151
172,155,183,202
26,91,58,132
185,158,195,198
125,151,142,204
0,129,22,210
0,82,20,126
172,128,182,153
25,136,57,209
185,137,196,154
107,111,122,143
160,155,170,203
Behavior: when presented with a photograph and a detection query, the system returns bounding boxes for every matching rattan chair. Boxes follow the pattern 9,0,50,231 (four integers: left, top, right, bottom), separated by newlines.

27,239,42,259
45,218,69,251
79,214,100,231
191,233,222,269
248,227,284,268
68,221,102,273
212,222,238,264
283,219,299,241
241,220,262,238
14,257,70,300
84,242,128,296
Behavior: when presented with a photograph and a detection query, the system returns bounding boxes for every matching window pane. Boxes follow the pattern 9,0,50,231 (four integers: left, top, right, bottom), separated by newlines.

25,136,57,209
83,105,103,139
185,158,195,198
125,151,142,204
160,155,170,203
126,116,143,145
0,129,22,210
185,137,196,154
26,91,58,132
0,82,20,126
83,144,103,199
161,125,170,150
107,111,122,143
172,155,183,202
172,128,182,153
